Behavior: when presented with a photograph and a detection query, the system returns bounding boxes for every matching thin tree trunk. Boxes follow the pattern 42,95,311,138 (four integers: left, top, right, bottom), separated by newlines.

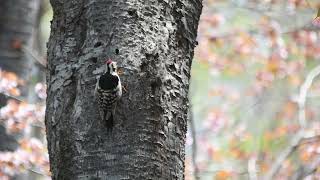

46,0,202,179
0,0,40,151
0,0,40,79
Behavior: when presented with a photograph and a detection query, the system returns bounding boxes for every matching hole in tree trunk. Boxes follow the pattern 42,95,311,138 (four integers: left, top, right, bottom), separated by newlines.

115,48,120,55
94,42,102,47
128,9,136,16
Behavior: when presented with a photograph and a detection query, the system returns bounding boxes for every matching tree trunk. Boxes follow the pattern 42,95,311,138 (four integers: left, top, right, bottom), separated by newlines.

46,0,202,179
0,0,40,151
0,0,40,79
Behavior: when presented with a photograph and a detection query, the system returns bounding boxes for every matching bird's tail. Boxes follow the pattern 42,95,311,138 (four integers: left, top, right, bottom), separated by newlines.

104,111,114,131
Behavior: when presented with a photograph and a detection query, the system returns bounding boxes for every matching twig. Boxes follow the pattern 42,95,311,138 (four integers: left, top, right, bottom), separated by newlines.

0,92,44,106
264,65,320,179
0,92,26,103
305,0,312,10
248,156,258,180
306,0,312,9
298,65,320,127
205,20,317,44
264,131,304,180
188,107,200,180
292,156,320,180
27,166,49,177
299,134,320,145
30,122,45,129
21,45,46,69
186,169,254,175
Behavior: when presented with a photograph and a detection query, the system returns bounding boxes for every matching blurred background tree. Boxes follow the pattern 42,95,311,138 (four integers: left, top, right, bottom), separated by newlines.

0,0,319,179
0,0,48,180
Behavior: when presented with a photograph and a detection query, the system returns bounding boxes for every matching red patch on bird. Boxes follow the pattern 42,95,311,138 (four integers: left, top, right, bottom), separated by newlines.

105,59,113,64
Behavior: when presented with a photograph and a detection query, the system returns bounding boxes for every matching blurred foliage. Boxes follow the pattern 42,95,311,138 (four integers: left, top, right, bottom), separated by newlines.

186,0,320,180
0,71,49,179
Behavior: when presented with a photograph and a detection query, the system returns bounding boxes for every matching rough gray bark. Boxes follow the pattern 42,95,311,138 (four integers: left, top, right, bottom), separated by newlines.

46,0,202,179
0,0,40,150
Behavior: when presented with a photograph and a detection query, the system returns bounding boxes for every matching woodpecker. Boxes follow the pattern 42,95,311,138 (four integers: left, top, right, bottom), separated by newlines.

95,59,122,130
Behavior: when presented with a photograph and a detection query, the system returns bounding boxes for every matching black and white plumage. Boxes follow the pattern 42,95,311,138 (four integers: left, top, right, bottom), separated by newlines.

95,59,122,130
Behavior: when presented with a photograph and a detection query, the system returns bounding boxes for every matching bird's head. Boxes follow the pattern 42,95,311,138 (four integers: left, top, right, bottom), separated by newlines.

105,59,117,74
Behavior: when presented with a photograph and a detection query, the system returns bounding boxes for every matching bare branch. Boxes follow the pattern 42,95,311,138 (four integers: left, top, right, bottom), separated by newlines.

298,65,320,127
0,92,44,106
27,166,49,177
264,64,320,179
0,92,26,103
21,45,47,69
300,134,320,145
264,131,303,180
292,156,320,179
30,122,45,129
248,156,258,180
188,107,200,180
